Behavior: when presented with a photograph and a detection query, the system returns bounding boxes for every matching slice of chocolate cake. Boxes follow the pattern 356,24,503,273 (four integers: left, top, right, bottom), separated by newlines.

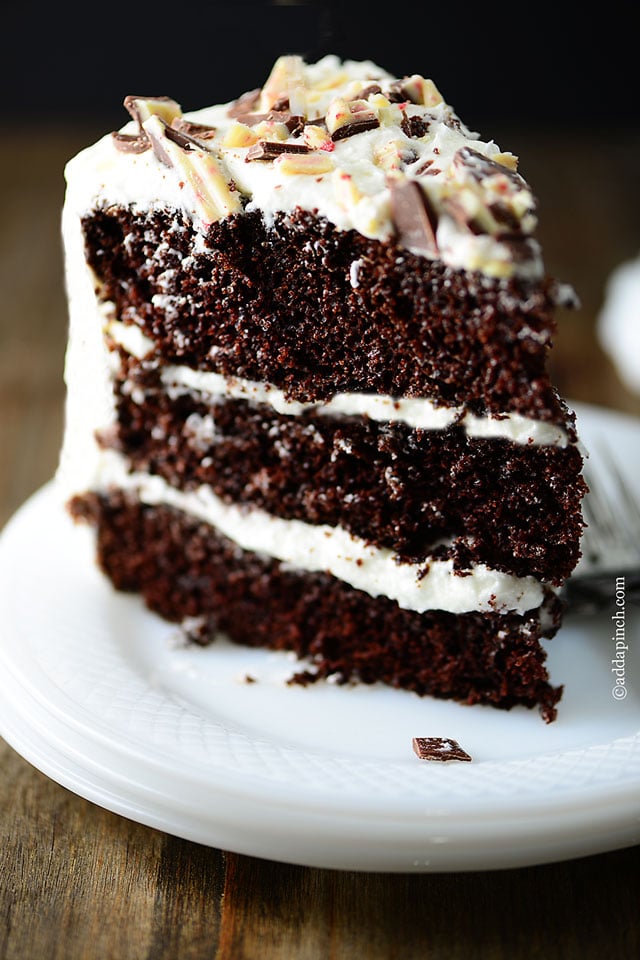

58,54,587,722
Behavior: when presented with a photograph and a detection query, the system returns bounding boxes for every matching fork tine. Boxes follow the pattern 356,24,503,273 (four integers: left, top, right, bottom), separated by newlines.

600,443,640,541
580,441,640,568
565,436,640,611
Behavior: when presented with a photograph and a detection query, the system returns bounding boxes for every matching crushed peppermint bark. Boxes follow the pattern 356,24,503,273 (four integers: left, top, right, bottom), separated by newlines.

330,116,380,141
113,95,184,154
111,131,149,154
412,157,441,176
326,97,380,141
143,114,241,225
354,83,383,100
124,95,182,129
237,111,305,135
412,737,472,761
453,145,525,189
171,118,217,141
246,140,311,162
387,76,443,106
106,54,548,278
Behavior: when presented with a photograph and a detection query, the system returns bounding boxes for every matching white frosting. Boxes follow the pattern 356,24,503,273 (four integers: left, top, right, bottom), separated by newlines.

105,319,568,446
90,449,544,616
597,255,640,394
57,200,117,497
63,54,542,280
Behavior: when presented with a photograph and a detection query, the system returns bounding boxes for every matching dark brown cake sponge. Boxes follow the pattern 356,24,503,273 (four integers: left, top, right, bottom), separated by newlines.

69,492,564,722
82,205,570,421
107,361,586,583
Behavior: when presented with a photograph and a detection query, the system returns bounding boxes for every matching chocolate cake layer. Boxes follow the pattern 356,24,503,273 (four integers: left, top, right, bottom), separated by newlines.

69,491,564,721
107,357,586,582
82,206,569,421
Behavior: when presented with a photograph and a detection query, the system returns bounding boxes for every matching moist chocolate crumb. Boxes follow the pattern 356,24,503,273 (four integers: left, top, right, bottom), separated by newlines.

81,205,575,422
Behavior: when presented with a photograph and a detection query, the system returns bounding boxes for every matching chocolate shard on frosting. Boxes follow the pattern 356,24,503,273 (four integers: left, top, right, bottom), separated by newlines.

354,83,383,100
330,116,380,141
111,131,150,154
171,118,217,141
387,75,443,107
389,177,439,256
123,95,182,131
163,123,208,152
238,110,304,134
454,145,526,190
142,115,242,224
245,140,311,161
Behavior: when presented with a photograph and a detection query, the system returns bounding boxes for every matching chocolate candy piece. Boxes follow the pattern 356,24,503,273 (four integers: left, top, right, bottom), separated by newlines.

259,54,306,116
277,153,334,175
113,95,183,154
245,140,311,162
412,737,472,761
330,116,380,142
123,95,182,130
111,132,150,154
143,115,241,225
326,97,380,142
387,75,443,107
389,177,439,257
354,83,383,100
454,146,526,190
239,110,304,135
171,118,217,141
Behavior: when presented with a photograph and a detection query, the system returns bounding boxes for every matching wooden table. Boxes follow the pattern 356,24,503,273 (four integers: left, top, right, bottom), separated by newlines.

1,127,639,959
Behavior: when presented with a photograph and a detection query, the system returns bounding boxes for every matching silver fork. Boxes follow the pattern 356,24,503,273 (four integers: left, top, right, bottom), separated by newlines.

564,442,640,613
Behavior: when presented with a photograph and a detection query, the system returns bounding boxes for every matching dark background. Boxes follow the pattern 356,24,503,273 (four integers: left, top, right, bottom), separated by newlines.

2,0,639,428
3,0,638,138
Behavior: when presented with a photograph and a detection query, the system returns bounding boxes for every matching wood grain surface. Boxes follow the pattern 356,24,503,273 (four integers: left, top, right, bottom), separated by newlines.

1,126,639,960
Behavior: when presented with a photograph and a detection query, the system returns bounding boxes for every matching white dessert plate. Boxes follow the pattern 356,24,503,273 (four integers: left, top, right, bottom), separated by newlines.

0,401,639,873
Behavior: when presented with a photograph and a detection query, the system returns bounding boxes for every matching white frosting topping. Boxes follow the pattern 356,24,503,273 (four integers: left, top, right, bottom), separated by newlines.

105,319,567,446
64,54,542,280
